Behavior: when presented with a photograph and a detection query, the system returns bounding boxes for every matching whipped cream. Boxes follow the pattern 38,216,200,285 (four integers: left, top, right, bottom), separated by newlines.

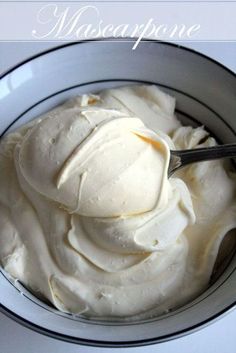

0,85,235,319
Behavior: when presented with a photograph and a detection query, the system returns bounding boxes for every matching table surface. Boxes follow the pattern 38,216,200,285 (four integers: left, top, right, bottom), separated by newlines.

0,41,236,353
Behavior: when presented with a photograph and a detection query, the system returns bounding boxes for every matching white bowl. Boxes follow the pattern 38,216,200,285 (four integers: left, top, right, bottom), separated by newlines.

0,39,236,347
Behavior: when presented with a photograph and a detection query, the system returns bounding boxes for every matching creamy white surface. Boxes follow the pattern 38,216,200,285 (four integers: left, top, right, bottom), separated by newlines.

0,85,235,319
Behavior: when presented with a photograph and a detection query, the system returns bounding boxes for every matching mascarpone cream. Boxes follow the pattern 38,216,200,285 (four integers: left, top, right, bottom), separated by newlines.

0,85,235,319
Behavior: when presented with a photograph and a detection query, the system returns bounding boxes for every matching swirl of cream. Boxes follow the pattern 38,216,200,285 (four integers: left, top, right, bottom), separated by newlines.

17,108,170,217
5,86,233,319
12,102,195,285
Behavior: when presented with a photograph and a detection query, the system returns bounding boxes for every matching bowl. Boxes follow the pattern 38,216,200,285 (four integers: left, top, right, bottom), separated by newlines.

0,39,236,347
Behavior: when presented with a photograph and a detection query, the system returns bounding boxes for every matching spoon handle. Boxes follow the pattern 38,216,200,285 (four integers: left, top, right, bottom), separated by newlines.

169,143,236,177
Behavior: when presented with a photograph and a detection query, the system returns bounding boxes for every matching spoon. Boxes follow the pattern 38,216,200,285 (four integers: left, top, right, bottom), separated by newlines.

168,143,236,177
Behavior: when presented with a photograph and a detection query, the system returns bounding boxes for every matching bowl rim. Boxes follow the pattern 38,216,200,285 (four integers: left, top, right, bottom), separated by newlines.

1,297,236,348
0,38,236,347
1,38,236,80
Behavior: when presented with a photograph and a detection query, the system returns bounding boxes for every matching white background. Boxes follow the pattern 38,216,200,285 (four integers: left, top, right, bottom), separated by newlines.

1,2,236,41
0,40,236,353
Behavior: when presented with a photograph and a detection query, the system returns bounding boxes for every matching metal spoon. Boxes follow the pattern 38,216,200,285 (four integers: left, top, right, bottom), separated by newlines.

168,143,236,177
